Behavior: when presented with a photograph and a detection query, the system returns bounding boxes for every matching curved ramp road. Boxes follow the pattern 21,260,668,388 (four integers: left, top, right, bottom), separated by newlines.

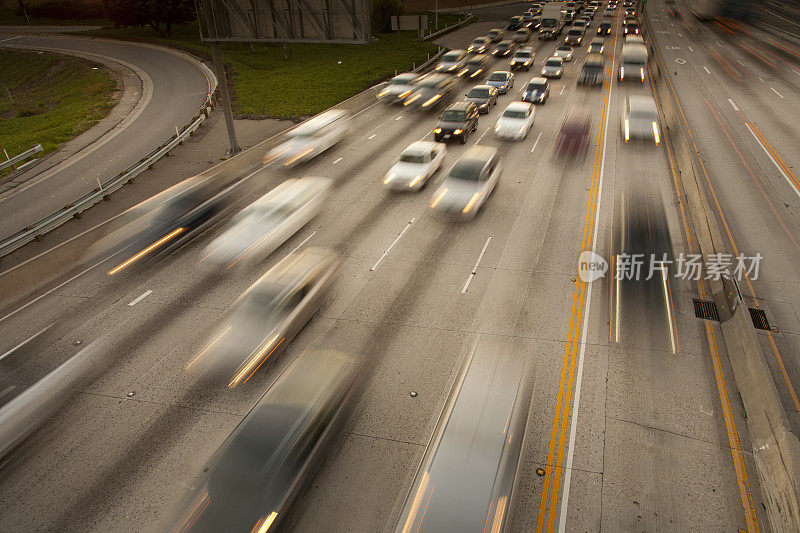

0,31,213,241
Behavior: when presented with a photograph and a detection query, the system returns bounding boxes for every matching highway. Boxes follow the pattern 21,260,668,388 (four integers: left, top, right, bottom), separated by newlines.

0,1,797,531
0,30,213,241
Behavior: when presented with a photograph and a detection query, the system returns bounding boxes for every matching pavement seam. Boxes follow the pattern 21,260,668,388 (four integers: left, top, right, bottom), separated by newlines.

347,430,426,448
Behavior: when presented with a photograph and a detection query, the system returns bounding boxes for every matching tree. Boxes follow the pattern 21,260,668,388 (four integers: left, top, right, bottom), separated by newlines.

371,0,403,34
104,0,194,36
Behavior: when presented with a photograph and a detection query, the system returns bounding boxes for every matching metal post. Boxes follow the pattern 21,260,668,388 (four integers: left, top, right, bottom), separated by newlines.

200,0,240,155
435,0,438,29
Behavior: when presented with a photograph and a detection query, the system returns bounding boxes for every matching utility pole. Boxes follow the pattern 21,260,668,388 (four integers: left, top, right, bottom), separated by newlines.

435,0,438,29
200,0,240,155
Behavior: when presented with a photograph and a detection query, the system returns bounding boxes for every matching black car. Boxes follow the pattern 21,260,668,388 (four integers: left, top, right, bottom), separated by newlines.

508,15,524,29
434,102,479,144
465,84,499,113
492,40,516,57
598,22,613,35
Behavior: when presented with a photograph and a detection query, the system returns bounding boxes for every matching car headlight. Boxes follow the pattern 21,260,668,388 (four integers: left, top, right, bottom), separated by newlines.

494,124,501,131
640,68,645,81
523,91,529,98
542,69,547,74
480,103,488,108
624,119,629,141
619,66,624,79
434,128,442,133
652,121,660,145
539,93,545,100
398,89,412,98
454,129,463,135
409,175,423,187
383,173,395,184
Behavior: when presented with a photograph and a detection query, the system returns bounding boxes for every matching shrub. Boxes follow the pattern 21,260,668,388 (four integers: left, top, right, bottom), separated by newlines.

28,1,105,20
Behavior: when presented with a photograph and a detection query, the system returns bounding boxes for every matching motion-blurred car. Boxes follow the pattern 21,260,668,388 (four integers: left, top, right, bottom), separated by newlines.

542,56,564,78
625,7,636,16
530,15,542,30
202,177,330,268
492,39,516,57
376,73,419,104
522,76,550,103
564,26,583,46
487,28,505,41
554,44,574,61
435,49,468,73
512,28,532,42
394,339,532,533
465,84,499,113
622,95,660,145
572,19,588,32
467,36,491,54
625,34,644,44
433,102,479,144
430,146,502,217
508,15,524,29
578,53,604,85
404,73,457,109
264,109,349,168
509,47,535,71
624,20,639,34
555,106,591,158
604,7,615,16
384,141,446,190
461,54,491,78
485,70,515,94
494,101,535,140
521,11,535,25
598,21,613,34
619,43,647,82
588,37,605,53
188,248,340,388
174,349,361,533
104,178,232,276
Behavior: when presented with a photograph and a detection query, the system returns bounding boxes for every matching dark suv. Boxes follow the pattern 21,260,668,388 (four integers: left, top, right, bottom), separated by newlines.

434,102,479,144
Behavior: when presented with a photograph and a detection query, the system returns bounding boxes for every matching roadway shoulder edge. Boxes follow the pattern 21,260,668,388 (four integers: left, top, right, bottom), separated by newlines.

642,5,800,531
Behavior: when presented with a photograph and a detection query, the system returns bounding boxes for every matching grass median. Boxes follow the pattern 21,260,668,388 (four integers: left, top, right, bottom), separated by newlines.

0,49,117,166
78,20,454,118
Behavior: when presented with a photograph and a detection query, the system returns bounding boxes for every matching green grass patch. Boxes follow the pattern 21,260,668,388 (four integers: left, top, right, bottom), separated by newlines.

0,49,117,164
79,21,441,118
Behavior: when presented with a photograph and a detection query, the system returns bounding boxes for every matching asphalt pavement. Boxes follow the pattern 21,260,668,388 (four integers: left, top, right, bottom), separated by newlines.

0,2,792,531
0,31,213,242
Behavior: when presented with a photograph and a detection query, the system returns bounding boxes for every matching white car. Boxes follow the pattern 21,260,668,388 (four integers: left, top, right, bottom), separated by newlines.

542,56,564,78
202,177,331,267
621,95,661,145
554,45,574,61
264,109,349,168
436,50,468,72
430,146,502,218
377,73,419,104
494,102,535,140
383,141,446,191
625,34,644,44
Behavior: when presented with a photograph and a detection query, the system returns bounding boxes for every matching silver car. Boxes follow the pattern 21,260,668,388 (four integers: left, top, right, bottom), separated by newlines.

542,56,564,78
202,177,330,268
376,73,419,104
494,101,536,140
554,44,574,61
395,338,533,532
384,141,446,191
622,95,661,145
435,49,467,73
264,109,349,168
430,146,502,217
187,248,340,388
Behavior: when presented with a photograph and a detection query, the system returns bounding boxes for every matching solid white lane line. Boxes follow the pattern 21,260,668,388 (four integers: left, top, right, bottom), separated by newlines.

703,66,711,74
715,41,722,46
0,36,20,43
0,256,109,324
274,231,316,269
0,386,15,399
0,323,54,362
368,134,377,140
350,100,380,118
560,85,566,95
770,86,784,98
370,219,414,272
395,115,402,120
689,46,694,52
728,98,739,111
530,131,543,153
333,157,343,164
737,59,745,66
461,236,492,294
559,32,615,532
746,123,800,200
127,290,153,307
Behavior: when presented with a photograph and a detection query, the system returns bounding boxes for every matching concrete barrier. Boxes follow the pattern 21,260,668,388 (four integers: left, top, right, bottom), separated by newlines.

642,8,800,530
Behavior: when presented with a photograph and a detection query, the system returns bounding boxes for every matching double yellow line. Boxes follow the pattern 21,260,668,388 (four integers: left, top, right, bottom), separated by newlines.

535,21,618,533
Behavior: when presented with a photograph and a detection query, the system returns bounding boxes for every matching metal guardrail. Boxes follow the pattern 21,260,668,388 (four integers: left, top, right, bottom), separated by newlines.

0,95,216,258
1,144,43,172
423,15,475,42
413,48,446,72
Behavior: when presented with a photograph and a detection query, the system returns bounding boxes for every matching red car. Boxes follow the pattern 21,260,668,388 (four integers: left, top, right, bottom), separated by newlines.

555,106,592,159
